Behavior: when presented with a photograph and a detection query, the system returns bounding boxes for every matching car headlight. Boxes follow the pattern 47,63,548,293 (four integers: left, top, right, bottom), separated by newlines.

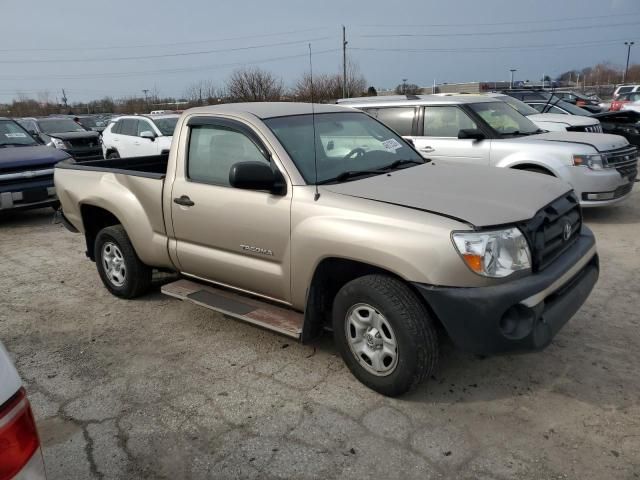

452,228,531,278
48,137,68,149
573,153,605,170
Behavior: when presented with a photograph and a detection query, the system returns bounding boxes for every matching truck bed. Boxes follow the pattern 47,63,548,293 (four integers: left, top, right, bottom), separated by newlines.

56,153,168,179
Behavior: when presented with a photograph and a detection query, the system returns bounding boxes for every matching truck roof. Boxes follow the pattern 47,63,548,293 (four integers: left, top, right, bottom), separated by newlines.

337,94,496,106
186,102,349,119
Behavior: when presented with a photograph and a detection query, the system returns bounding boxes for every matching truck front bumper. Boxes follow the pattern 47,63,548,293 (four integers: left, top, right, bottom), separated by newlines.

414,228,598,355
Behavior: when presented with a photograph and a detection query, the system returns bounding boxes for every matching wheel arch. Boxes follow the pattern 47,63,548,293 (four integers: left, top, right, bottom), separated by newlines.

80,204,124,261
510,162,557,176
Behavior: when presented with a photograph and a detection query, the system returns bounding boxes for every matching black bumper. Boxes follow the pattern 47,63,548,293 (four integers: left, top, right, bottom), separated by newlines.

415,227,599,355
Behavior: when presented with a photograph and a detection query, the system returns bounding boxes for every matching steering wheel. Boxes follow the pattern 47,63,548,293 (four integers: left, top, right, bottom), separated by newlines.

343,147,366,161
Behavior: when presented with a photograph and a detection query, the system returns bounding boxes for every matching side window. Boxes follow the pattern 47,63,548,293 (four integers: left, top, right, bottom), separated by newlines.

137,120,154,136
188,125,269,186
111,121,121,134
549,106,568,115
423,106,478,137
372,107,415,136
22,120,37,133
529,103,545,113
119,119,138,136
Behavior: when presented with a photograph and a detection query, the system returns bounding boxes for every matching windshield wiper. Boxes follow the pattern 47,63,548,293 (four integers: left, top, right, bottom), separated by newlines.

317,170,384,185
377,159,426,171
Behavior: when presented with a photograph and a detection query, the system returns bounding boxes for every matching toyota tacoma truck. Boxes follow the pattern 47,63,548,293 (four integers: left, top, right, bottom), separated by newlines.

54,103,599,396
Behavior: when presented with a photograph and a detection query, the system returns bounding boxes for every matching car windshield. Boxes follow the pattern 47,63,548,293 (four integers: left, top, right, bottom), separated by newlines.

77,117,97,128
551,99,592,116
37,119,87,134
498,96,540,116
152,117,179,136
0,120,38,146
469,101,540,135
264,111,424,184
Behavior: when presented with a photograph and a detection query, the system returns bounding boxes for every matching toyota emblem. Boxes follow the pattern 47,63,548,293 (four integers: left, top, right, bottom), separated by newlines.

563,221,572,241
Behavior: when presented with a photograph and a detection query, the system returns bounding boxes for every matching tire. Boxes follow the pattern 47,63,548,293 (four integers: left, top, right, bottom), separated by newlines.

94,225,152,299
107,151,120,159
332,274,438,397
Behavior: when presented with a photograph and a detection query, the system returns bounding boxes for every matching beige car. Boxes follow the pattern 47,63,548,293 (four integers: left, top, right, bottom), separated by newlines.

54,103,599,396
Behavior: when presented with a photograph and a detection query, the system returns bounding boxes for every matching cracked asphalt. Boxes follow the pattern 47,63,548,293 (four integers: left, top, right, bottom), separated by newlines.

1,190,639,479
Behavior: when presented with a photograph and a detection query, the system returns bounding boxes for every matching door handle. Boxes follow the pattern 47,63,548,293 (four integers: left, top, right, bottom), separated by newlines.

174,195,195,207
420,146,435,153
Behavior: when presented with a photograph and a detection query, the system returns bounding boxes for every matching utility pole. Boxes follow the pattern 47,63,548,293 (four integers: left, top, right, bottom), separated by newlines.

342,25,348,99
624,41,635,83
61,89,68,110
509,69,517,89
402,78,408,94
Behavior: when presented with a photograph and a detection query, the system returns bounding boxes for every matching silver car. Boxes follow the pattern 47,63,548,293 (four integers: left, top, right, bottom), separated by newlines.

339,95,638,207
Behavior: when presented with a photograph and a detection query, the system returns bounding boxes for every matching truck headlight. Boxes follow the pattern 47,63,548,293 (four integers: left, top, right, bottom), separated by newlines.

48,137,68,149
573,153,605,170
452,228,531,278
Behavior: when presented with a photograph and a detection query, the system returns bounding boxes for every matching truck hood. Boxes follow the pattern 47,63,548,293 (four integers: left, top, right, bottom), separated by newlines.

46,131,101,141
0,145,71,171
527,113,597,127
525,131,629,152
322,163,571,227
591,110,640,124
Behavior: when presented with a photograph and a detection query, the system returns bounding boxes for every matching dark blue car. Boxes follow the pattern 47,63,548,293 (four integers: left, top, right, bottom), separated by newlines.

0,118,71,212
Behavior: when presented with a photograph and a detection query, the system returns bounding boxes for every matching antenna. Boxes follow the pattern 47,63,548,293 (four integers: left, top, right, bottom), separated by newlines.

309,43,320,201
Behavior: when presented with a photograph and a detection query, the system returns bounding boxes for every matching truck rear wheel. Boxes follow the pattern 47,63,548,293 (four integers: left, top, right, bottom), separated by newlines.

332,274,438,396
94,225,151,299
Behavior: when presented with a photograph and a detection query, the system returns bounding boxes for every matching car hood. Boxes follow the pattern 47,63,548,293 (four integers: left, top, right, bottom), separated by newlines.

524,131,629,152
528,113,597,127
322,163,571,227
0,145,71,170
45,131,101,140
591,110,640,124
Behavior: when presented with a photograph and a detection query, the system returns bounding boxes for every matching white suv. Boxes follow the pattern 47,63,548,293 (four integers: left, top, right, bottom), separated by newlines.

339,95,637,207
101,114,179,159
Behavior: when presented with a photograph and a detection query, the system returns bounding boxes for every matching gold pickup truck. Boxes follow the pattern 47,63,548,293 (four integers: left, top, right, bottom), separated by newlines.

54,103,599,396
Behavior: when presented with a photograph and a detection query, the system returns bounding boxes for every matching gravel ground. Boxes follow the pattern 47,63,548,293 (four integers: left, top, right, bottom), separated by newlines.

1,191,639,480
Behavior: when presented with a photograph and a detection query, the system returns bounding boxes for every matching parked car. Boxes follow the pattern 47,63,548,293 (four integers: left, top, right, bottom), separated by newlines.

550,91,603,113
622,101,640,114
101,114,179,159
0,340,47,479
16,117,102,161
613,85,640,98
0,118,70,212
339,95,637,207
503,92,640,147
611,92,640,112
55,103,600,396
483,93,602,132
74,115,107,133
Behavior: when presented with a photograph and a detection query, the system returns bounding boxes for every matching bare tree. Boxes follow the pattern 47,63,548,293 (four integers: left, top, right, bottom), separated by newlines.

183,80,220,105
292,59,368,102
225,67,283,102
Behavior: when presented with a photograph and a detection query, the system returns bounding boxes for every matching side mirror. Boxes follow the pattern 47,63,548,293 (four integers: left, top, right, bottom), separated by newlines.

229,161,285,195
140,130,156,141
458,129,486,141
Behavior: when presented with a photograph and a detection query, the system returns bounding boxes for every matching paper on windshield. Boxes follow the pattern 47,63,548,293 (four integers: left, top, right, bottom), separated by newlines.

382,138,403,152
5,133,27,138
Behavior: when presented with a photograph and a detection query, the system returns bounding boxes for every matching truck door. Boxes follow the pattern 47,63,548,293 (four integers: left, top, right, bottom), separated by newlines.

409,106,491,166
170,117,292,303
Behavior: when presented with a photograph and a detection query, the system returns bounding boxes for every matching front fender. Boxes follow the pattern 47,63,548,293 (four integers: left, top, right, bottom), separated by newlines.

494,152,566,177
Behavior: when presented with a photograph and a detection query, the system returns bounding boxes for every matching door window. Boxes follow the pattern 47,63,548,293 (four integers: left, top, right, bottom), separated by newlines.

365,107,415,136
423,106,478,137
137,120,154,136
119,119,138,136
188,125,269,186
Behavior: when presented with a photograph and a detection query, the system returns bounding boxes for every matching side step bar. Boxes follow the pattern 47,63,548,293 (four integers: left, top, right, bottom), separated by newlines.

161,279,303,339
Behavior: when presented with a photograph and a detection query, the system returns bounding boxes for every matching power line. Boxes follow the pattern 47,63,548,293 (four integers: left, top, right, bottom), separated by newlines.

357,11,640,28
0,49,340,81
351,37,635,53
0,27,332,53
359,20,640,38
0,37,332,64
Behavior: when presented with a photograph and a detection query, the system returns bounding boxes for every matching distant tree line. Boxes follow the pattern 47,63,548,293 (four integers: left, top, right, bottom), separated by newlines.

557,62,640,86
0,62,375,117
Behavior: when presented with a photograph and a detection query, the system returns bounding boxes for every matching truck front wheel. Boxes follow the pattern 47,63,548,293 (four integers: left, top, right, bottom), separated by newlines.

94,225,152,299
332,274,438,396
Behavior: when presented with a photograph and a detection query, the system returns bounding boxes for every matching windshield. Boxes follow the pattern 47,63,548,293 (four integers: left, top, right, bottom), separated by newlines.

0,120,38,146
551,99,592,116
37,119,87,134
77,117,97,128
469,102,540,135
264,112,424,184
152,117,179,136
499,96,540,116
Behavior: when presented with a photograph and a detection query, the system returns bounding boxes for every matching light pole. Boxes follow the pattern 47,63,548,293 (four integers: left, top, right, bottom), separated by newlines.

509,69,517,89
624,41,635,84
402,78,408,94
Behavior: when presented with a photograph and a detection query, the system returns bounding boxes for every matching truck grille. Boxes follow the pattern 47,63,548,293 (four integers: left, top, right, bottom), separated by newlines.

567,124,603,133
67,137,100,149
518,192,582,272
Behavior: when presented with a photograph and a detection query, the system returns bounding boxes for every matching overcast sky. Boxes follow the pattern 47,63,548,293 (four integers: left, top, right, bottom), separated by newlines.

0,0,638,102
